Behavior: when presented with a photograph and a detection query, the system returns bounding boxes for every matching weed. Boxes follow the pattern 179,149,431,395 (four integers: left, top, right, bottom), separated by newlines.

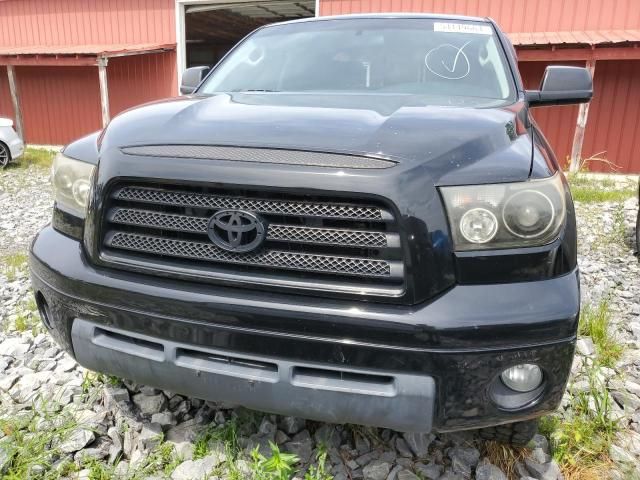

579,299,623,367
1,252,28,281
83,458,114,480
24,295,38,312
13,295,41,334
541,366,618,475
304,447,333,480
193,418,239,460
251,442,299,480
130,441,180,479
13,312,30,332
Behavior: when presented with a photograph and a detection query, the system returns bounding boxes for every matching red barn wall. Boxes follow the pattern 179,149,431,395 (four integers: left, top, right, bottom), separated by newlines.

0,66,13,122
108,51,177,118
0,0,175,47
319,0,640,32
582,60,640,173
4,51,178,146
16,66,102,145
519,60,640,173
0,0,177,146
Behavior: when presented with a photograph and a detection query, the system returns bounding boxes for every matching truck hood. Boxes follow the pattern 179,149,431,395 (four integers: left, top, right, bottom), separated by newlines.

101,93,533,184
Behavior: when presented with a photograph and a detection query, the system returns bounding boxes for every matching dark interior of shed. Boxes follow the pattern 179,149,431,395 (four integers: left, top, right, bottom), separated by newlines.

185,1,315,68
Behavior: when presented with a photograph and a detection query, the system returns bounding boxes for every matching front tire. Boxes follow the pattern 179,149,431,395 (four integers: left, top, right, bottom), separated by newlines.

478,419,538,447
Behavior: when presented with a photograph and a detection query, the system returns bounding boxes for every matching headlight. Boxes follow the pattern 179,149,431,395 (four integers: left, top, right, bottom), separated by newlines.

52,153,95,219
440,173,566,251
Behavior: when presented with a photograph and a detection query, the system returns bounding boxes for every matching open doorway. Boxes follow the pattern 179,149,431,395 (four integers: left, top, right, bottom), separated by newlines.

184,1,315,69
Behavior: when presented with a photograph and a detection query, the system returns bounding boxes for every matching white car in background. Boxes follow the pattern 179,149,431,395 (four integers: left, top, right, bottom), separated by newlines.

0,117,24,168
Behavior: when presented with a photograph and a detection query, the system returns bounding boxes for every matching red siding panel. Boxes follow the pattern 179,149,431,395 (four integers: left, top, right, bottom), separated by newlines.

582,60,640,173
0,66,14,122
108,51,177,116
9,51,178,145
16,66,102,145
0,0,175,48
518,61,584,169
320,0,640,33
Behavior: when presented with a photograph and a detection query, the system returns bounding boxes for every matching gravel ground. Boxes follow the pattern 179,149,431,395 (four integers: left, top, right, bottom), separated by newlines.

0,165,639,480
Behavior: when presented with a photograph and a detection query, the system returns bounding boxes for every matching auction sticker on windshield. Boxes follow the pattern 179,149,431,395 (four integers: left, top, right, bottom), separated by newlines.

434,22,492,35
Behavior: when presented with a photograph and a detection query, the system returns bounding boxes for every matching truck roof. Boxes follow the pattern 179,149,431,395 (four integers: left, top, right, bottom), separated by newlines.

268,12,490,28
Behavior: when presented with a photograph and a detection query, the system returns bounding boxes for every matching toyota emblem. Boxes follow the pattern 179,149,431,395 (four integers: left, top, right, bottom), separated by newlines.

207,210,266,253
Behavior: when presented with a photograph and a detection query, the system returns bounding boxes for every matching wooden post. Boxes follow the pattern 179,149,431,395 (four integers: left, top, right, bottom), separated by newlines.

97,56,110,128
6,65,24,140
569,59,596,172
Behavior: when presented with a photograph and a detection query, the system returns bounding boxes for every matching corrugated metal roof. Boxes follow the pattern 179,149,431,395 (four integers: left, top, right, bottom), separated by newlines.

0,43,175,58
509,30,640,47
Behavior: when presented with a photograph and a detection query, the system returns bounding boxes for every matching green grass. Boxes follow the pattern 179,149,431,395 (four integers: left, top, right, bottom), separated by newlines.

571,187,636,203
193,418,239,460
190,415,333,480
540,367,618,478
13,311,38,334
0,398,183,480
578,299,624,368
611,203,628,247
79,440,180,480
8,147,56,170
537,296,626,478
130,442,181,480
567,173,637,203
0,404,82,479
1,293,42,334
1,252,28,281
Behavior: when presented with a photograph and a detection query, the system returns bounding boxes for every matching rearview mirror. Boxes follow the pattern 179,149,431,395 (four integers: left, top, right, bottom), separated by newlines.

525,66,593,107
180,66,211,95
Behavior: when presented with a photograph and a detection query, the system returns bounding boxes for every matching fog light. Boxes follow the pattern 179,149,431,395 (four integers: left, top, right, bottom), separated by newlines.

500,364,543,392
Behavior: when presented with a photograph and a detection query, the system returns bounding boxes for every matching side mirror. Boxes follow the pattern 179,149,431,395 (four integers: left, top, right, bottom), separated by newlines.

525,66,593,107
180,66,211,95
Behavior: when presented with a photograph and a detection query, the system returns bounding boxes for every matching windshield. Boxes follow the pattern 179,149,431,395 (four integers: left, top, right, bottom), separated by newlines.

199,18,516,107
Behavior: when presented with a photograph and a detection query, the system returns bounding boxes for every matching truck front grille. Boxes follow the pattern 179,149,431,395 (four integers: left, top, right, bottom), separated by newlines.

108,232,391,277
100,183,405,296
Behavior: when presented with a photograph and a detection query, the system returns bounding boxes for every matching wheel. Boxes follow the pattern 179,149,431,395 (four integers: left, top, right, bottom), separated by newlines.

478,419,538,447
0,142,10,168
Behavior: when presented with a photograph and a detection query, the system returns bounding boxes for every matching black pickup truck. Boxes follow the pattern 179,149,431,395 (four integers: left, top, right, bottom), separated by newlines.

30,14,592,445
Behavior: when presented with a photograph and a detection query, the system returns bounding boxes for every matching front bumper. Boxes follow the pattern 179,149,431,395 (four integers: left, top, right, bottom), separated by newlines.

30,226,579,432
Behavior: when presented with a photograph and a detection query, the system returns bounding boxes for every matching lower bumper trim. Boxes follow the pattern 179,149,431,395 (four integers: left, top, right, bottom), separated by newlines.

72,318,435,432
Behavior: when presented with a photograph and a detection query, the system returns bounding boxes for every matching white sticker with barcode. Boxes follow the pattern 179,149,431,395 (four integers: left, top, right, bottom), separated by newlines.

434,22,493,35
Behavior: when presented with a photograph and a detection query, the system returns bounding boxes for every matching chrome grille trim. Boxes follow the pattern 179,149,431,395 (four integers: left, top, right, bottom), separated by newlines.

120,145,397,169
267,224,390,248
114,187,393,221
110,208,207,234
106,232,401,279
109,208,396,248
